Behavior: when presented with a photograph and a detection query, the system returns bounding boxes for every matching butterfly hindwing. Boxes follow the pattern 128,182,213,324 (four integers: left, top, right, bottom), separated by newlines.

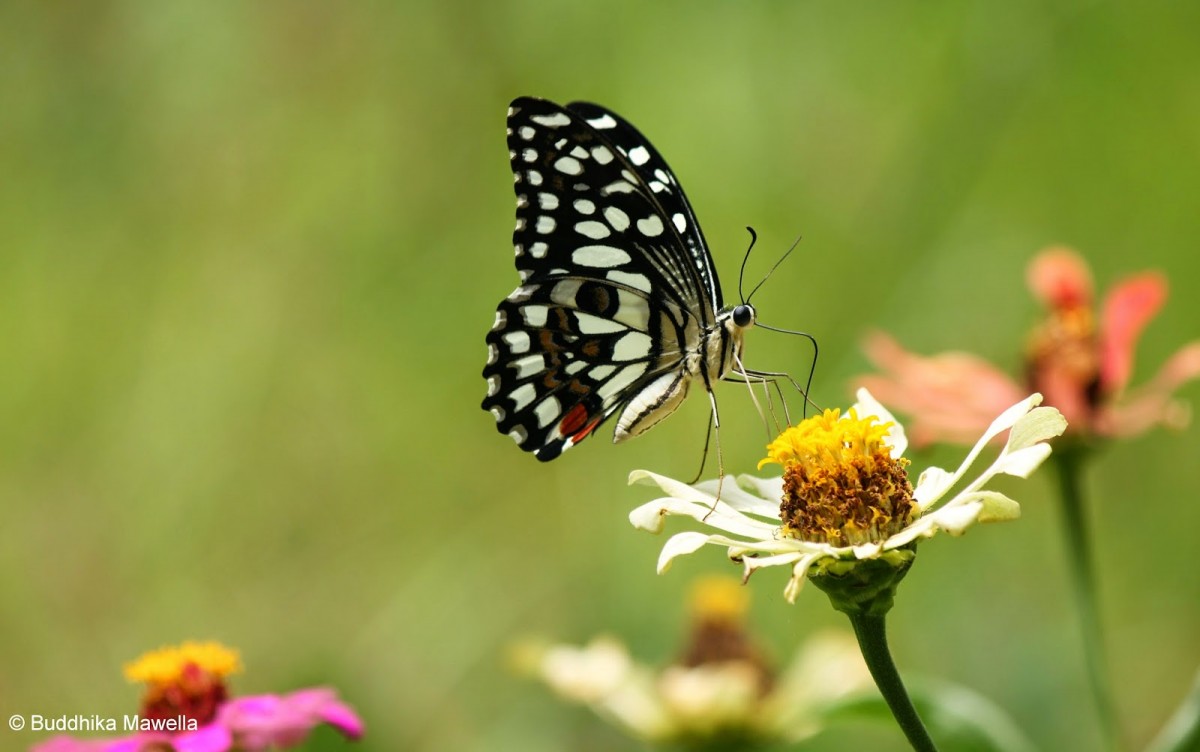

483,278,688,460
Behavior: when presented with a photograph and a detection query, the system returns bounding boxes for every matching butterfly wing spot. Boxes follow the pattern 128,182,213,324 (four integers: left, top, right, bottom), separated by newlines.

554,156,583,175
603,206,631,232
575,221,611,240
510,383,537,411
574,281,616,318
572,245,631,268
501,330,531,354
591,145,614,164
560,402,590,435
606,269,652,293
635,215,664,237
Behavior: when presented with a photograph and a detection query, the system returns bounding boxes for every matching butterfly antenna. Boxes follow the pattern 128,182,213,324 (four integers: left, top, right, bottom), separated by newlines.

746,234,802,304
737,227,758,303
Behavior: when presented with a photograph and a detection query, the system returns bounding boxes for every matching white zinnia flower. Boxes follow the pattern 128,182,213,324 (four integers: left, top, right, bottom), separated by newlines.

513,577,872,746
630,389,1067,604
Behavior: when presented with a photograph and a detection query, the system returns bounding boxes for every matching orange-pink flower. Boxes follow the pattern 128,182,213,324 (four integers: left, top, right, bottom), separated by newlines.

855,247,1200,447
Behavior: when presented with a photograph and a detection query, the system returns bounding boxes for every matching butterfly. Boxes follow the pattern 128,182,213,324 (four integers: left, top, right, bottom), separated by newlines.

483,97,786,462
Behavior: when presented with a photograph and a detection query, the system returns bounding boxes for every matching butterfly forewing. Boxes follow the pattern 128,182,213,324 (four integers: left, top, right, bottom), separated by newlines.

564,101,722,313
483,97,724,461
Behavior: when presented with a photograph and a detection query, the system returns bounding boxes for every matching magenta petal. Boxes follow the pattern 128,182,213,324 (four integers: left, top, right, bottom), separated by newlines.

218,688,362,750
283,688,365,739
171,723,234,752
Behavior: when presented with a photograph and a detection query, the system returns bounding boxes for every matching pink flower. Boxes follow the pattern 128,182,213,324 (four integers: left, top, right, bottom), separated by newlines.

855,247,1200,446
31,642,363,752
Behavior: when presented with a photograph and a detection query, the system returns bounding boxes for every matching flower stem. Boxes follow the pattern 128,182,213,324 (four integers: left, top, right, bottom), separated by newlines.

1052,446,1122,751
848,612,939,752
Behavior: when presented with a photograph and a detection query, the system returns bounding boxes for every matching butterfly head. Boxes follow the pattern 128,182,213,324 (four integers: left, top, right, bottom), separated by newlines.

731,303,756,330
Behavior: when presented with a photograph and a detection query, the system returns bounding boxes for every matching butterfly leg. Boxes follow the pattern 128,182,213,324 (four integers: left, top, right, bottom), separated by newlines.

724,373,787,437
685,408,715,485
701,388,725,522
739,367,821,419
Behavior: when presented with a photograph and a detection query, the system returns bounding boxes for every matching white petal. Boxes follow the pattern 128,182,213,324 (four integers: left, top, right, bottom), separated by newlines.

851,541,884,559
628,490,778,540
739,474,784,502
629,469,710,502
539,637,633,701
657,532,713,572
884,516,940,549
1007,405,1068,451
784,554,824,602
912,466,955,510
913,394,1042,512
629,500,670,533
985,393,1044,440
965,490,1021,523
742,551,806,576
694,476,781,518
994,443,1053,478
931,500,984,534
853,388,908,457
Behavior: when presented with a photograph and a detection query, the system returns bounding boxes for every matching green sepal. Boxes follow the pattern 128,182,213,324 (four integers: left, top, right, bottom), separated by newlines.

810,545,916,617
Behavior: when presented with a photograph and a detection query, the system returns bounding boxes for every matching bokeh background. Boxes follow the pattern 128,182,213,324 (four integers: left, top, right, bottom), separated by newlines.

2,1,1198,750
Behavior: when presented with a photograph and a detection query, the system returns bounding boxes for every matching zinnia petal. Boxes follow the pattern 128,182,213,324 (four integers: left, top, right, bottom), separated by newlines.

1027,246,1093,308
1099,271,1167,393
856,331,1024,446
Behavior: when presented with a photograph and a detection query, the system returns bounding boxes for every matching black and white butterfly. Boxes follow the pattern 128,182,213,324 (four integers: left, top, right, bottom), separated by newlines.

483,97,793,462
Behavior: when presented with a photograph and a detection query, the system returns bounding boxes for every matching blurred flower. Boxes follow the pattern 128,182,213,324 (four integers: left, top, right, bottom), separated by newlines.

32,640,363,752
630,390,1065,606
856,246,1200,446
513,576,871,748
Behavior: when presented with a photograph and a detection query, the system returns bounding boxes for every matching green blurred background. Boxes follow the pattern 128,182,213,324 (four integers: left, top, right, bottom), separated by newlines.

2,1,1198,750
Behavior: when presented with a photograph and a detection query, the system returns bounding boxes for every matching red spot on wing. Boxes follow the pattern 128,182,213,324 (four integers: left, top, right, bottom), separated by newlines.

571,416,603,443
559,403,590,436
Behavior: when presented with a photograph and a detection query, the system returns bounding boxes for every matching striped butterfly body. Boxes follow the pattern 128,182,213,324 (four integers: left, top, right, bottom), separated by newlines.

482,97,759,461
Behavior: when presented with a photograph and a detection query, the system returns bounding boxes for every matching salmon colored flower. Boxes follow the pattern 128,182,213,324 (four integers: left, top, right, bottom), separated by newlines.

856,247,1200,446
31,641,363,752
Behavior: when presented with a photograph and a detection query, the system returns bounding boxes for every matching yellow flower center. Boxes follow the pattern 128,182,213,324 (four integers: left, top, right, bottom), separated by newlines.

760,408,915,547
688,575,749,624
124,641,242,725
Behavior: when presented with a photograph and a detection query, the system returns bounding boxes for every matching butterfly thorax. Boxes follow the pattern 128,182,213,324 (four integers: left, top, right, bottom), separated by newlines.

613,303,755,443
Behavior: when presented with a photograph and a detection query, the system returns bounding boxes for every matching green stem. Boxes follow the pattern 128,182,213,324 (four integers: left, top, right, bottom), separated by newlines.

1052,447,1122,751
848,612,939,752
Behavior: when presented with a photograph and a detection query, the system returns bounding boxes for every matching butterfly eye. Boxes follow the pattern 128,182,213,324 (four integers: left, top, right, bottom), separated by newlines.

733,304,755,328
